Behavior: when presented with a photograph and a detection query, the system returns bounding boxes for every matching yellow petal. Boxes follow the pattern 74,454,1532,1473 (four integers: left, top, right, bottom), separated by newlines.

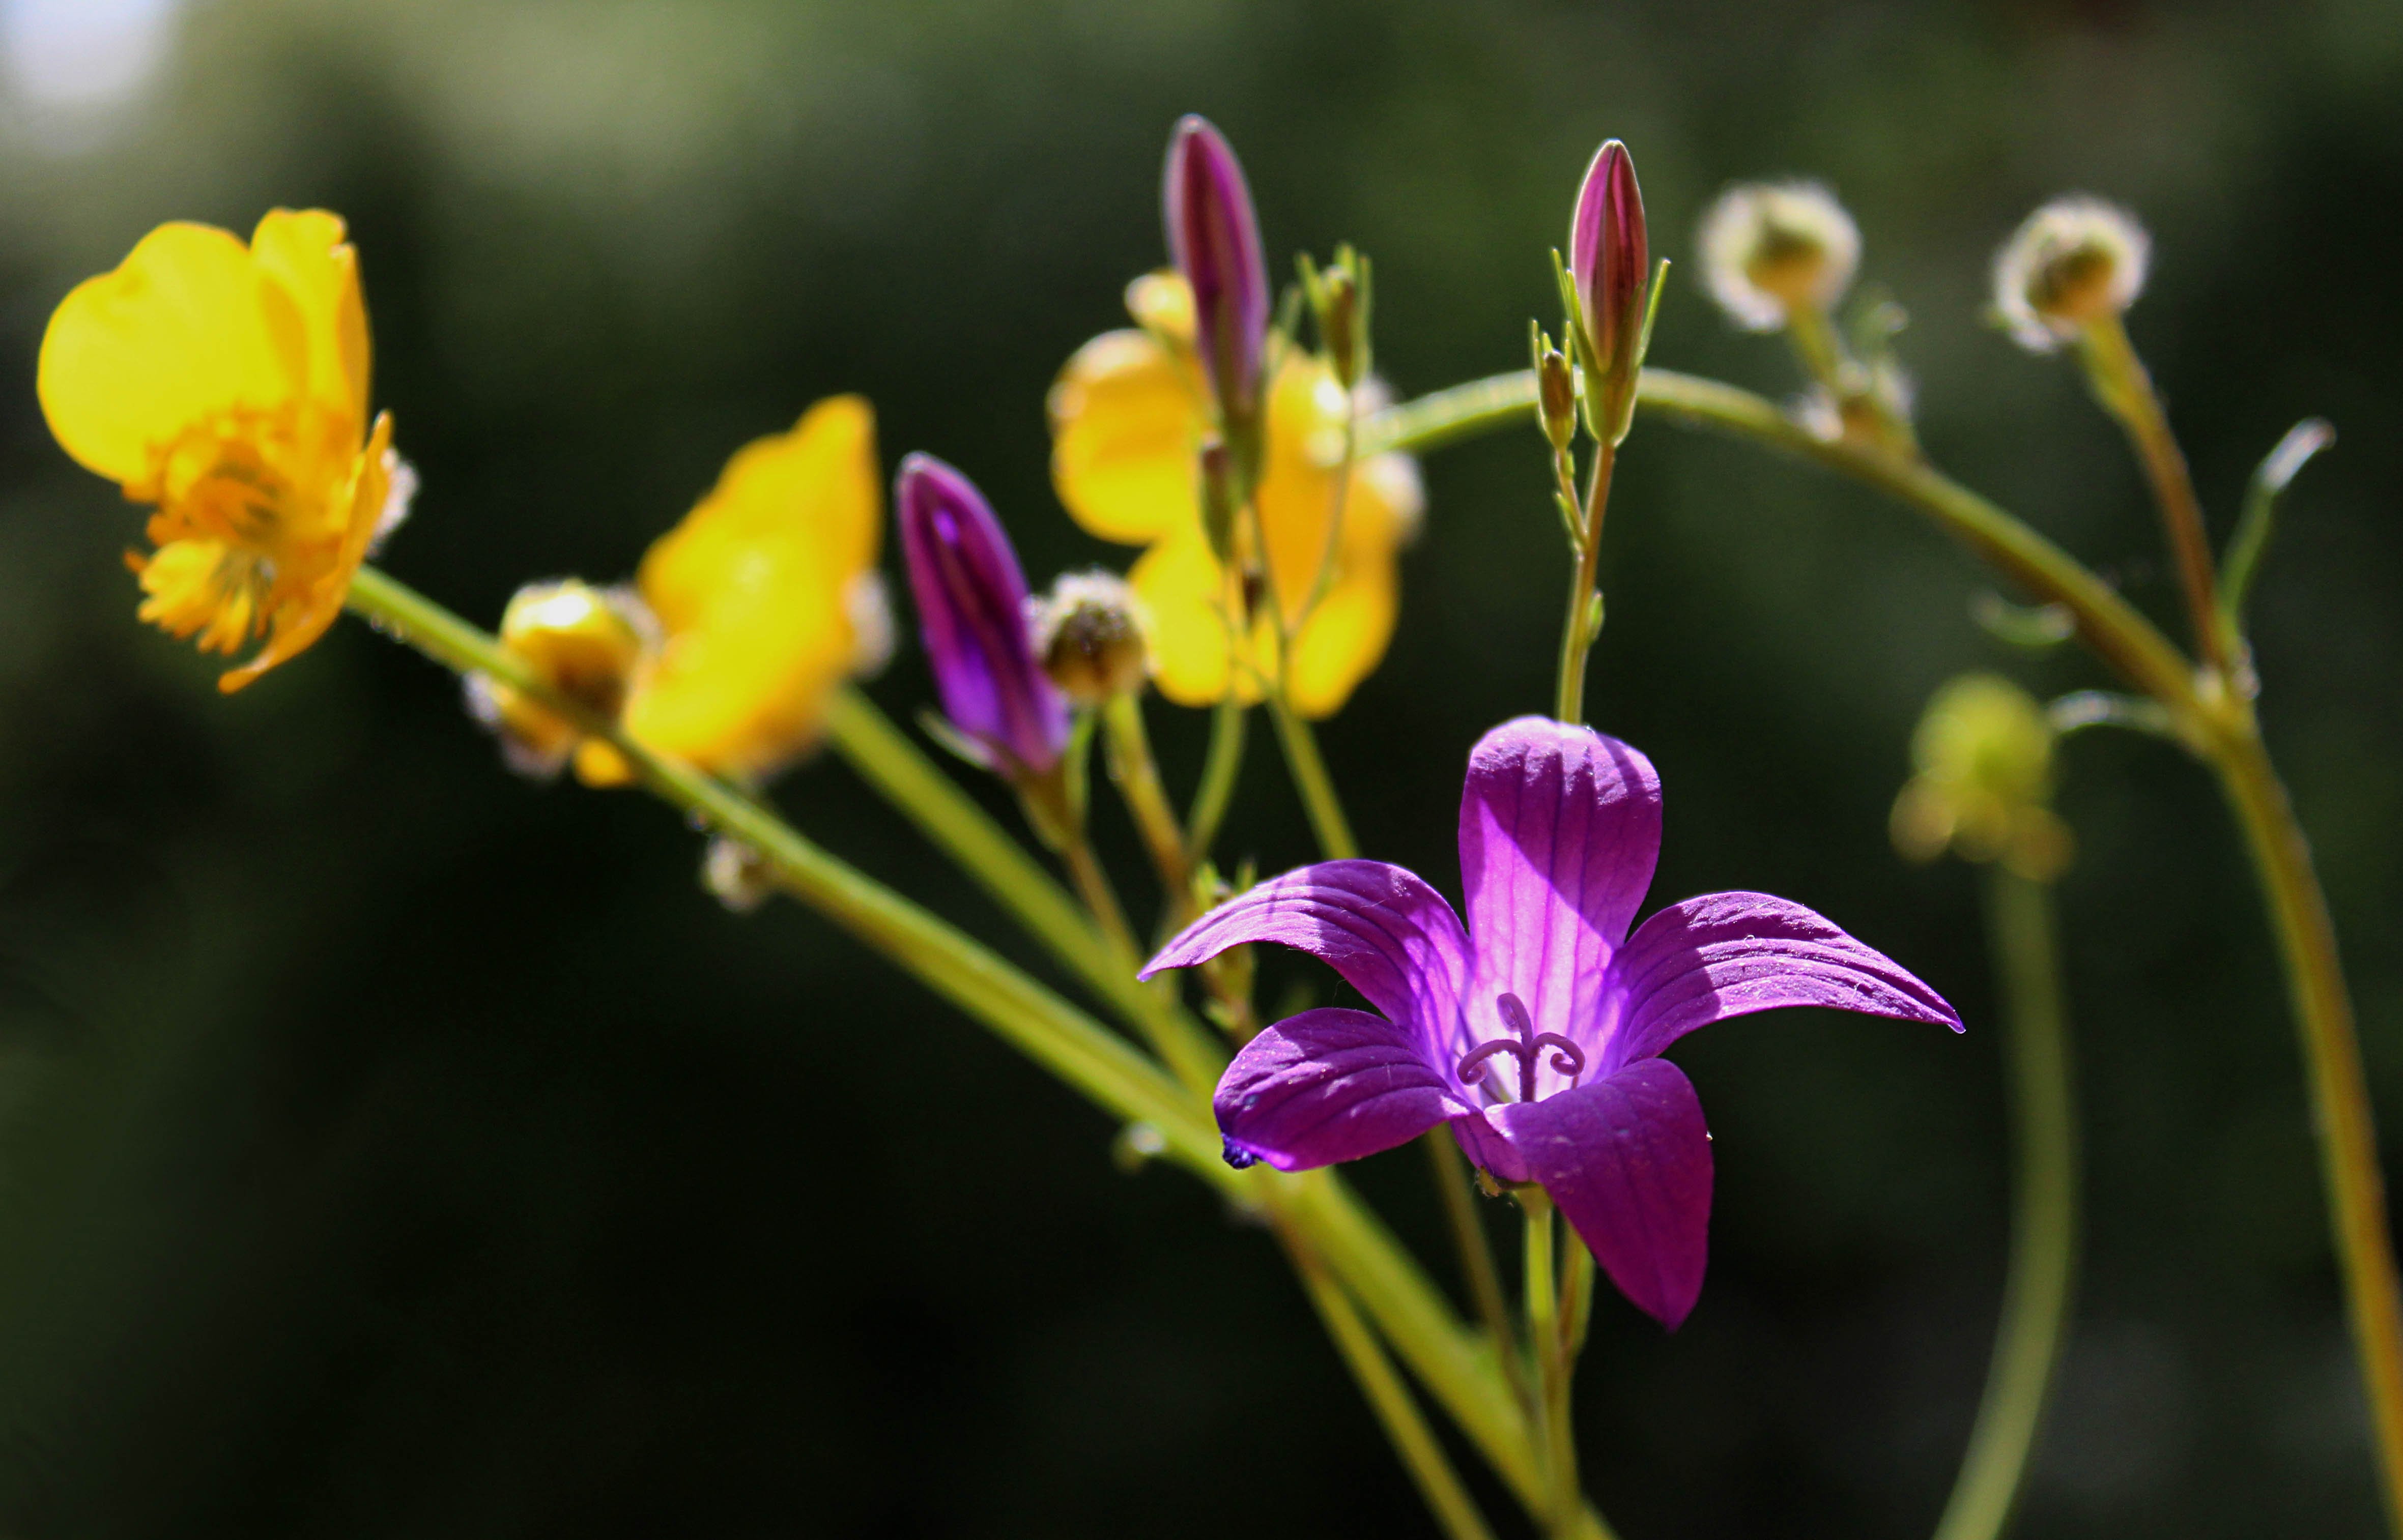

38,222,305,491
1128,532,1240,709
247,209,370,451
1048,328,1202,545
215,411,395,693
623,396,880,777
1284,551,1398,719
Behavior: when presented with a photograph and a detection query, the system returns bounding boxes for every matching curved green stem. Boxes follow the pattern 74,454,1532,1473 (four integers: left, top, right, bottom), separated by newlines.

1290,1239,1502,1540
2211,711,2403,1532
1363,368,2198,715
1367,363,2403,1535
1935,867,2079,1540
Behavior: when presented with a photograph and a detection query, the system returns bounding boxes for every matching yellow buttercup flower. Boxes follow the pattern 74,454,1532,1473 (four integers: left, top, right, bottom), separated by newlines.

571,395,888,787
1048,273,1421,718
38,211,403,691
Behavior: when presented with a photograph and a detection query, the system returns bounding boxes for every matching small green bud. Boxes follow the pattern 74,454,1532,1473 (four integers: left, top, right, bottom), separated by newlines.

1531,322,1578,453
1891,674,2074,880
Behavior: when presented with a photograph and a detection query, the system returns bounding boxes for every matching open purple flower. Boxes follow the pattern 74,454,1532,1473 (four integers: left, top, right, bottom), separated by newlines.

1143,716,1961,1328
896,452,1071,779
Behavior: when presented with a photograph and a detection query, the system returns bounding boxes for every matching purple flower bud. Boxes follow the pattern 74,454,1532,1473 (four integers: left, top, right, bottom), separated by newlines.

896,453,1071,779
1568,139,1648,374
1164,114,1269,438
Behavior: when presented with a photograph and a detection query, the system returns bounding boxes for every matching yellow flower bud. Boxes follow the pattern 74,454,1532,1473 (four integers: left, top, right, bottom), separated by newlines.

467,579,652,778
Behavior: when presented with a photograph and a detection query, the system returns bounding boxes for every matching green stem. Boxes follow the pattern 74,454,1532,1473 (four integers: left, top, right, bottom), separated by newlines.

344,565,1552,1516
1362,368,2198,714
1101,692,1192,929
822,687,1224,1094
1934,867,2079,1540
346,567,1221,1174
1561,1240,1596,1360
1425,1132,1526,1401
1554,441,1618,725
1290,1240,1503,1540
1268,694,1360,861
2212,713,2403,1533
1521,1190,1578,1535
2076,313,2229,677
1367,363,2403,1536
1186,697,1248,866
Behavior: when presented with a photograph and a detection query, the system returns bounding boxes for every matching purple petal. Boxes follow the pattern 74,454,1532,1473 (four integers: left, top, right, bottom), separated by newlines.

1163,115,1268,430
1215,1008,1472,1172
1568,139,1647,370
896,453,1071,778
1143,859,1470,1064
1457,717,1661,1057
1487,1059,1711,1328
1604,890,1963,1072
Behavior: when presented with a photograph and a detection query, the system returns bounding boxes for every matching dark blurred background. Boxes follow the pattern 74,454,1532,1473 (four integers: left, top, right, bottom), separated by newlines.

0,0,2395,1534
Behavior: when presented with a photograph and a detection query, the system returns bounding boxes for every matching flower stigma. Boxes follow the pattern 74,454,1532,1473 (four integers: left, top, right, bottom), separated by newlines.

1455,991,1586,1105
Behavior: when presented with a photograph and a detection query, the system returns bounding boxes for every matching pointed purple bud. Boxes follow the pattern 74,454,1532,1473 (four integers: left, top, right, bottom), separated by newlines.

1164,114,1269,440
1568,139,1648,374
896,453,1072,780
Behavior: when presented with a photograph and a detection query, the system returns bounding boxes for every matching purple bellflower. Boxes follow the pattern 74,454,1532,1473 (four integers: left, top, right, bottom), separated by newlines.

1164,114,1270,441
896,453,1072,780
1143,717,1961,1328
1568,139,1648,380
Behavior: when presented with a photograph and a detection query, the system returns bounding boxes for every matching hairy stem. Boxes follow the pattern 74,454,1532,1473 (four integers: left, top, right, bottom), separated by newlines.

1934,867,2079,1540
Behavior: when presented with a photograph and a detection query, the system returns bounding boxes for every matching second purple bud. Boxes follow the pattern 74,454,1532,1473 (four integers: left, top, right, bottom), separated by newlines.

896,453,1072,781
1163,114,1270,446
1568,138,1649,381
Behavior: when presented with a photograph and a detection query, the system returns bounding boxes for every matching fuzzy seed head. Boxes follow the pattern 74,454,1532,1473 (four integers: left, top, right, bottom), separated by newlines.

1035,569,1150,705
1993,196,2151,353
1699,181,1862,332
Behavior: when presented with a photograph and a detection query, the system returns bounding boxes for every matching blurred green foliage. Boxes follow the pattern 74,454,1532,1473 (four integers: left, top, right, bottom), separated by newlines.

0,1,2397,1534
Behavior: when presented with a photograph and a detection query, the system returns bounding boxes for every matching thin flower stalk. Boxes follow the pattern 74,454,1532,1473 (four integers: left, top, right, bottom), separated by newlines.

1933,865,2079,1540
1288,1239,1503,1540
1185,696,1249,864
1360,362,2403,1535
1522,1190,1579,1535
1100,693,1194,931
821,686,1227,1094
341,564,1555,1515
2073,312,2228,677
